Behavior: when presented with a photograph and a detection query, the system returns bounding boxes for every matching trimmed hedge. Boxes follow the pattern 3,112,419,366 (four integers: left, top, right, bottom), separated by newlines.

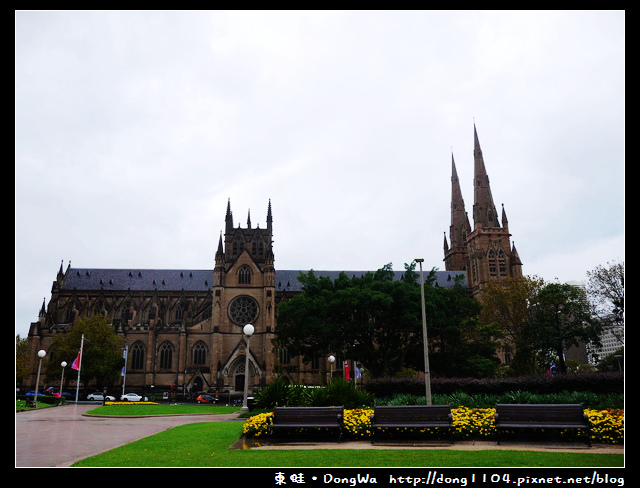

364,373,623,397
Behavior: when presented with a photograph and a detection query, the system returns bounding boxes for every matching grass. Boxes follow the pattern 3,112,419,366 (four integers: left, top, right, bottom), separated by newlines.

85,403,240,416
71,420,623,468
16,399,55,409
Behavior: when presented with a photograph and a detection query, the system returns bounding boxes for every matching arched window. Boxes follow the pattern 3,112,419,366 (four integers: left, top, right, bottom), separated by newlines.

279,347,291,365
488,249,497,277
238,265,252,285
130,341,145,370
175,301,188,322
159,342,174,369
498,249,507,277
192,341,207,365
252,240,265,257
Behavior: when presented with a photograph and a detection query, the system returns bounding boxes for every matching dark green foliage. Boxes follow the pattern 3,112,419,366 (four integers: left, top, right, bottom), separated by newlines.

276,263,488,378
254,377,302,407
374,391,623,410
365,372,624,398
254,378,373,409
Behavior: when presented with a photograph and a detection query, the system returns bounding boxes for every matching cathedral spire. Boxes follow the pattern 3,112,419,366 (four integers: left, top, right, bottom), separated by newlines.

449,153,471,248
39,297,46,318
225,198,233,233
501,203,509,233
444,153,471,272
472,125,500,229
215,232,224,262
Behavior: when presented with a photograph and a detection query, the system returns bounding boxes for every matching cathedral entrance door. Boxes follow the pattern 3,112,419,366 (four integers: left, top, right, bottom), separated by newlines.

193,377,203,394
235,374,245,392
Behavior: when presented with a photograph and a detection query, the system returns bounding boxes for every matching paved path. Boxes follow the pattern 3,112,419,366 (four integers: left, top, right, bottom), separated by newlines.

15,404,241,467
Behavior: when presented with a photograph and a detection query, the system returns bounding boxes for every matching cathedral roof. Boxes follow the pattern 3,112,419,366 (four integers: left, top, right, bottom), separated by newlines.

276,270,466,292
63,268,213,292
61,268,465,292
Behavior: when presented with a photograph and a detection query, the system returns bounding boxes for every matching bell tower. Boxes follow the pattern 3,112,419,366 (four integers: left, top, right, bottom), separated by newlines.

212,199,276,393
444,126,523,297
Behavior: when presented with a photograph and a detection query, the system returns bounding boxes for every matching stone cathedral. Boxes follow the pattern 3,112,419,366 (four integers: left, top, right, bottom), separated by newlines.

24,126,522,397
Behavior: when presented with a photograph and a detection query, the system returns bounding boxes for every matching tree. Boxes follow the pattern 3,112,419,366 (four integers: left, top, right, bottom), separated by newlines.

275,267,418,377
16,335,32,388
529,282,602,374
48,315,123,387
478,276,544,375
421,277,488,377
586,261,624,330
276,263,486,378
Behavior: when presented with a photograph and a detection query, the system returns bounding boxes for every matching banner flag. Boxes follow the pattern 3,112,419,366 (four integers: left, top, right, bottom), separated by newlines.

71,335,86,370
344,361,350,381
71,349,81,370
121,347,128,376
74,334,85,403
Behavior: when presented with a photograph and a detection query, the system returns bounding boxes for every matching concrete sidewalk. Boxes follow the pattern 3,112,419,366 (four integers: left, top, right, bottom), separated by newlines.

239,437,623,453
15,404,240,467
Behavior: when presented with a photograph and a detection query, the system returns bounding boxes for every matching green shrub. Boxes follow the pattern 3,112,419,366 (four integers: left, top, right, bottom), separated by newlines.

364,372,624,397
325,378,374,408
254,378,373,409
254,378,295,407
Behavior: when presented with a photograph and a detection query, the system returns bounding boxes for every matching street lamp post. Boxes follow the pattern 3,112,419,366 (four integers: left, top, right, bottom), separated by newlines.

241,323,254,412
33,349,46,408
328,355,335,383
415,259,432,405
60,361,67,398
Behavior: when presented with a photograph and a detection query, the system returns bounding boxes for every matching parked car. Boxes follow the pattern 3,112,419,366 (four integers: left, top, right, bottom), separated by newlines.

24,391,46,397
196,394,216,404
120,393,147,402
86,392,115,401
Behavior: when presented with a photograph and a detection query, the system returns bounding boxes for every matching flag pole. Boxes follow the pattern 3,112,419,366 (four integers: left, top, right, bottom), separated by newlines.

74,334,85,403
121,344,128,399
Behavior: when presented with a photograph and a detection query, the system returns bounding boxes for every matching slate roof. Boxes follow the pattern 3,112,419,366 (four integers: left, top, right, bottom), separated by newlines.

62,268,466,292
275,270,466,292
63,269,213,292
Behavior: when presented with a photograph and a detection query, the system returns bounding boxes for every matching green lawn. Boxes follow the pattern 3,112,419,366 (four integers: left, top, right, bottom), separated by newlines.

85,403,240,416
71,421,623,468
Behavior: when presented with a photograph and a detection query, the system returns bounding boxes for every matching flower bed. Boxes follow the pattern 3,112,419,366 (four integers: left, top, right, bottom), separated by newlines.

243,408,623,445
105,401,159,405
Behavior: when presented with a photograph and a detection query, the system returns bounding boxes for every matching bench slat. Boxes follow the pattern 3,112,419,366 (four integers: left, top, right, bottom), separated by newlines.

270,406,345,441
370,405,453,441
494,404,590,446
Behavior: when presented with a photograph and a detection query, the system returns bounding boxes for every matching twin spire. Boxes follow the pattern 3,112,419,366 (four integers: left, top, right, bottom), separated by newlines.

447,124,506,248
445,125,522,274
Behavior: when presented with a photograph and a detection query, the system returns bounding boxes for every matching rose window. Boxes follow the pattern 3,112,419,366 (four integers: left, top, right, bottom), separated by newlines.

228,295,259,325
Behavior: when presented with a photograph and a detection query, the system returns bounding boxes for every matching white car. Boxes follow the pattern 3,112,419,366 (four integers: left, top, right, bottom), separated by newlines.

87,392,115,401
120,392,148,402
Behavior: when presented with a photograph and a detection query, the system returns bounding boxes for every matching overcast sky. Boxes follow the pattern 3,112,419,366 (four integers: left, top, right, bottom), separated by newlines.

15,10,624,338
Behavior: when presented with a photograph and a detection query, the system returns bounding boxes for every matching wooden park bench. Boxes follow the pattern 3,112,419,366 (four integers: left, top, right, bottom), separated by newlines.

270,406,345,441
370,405,452,440
494,404,591,446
